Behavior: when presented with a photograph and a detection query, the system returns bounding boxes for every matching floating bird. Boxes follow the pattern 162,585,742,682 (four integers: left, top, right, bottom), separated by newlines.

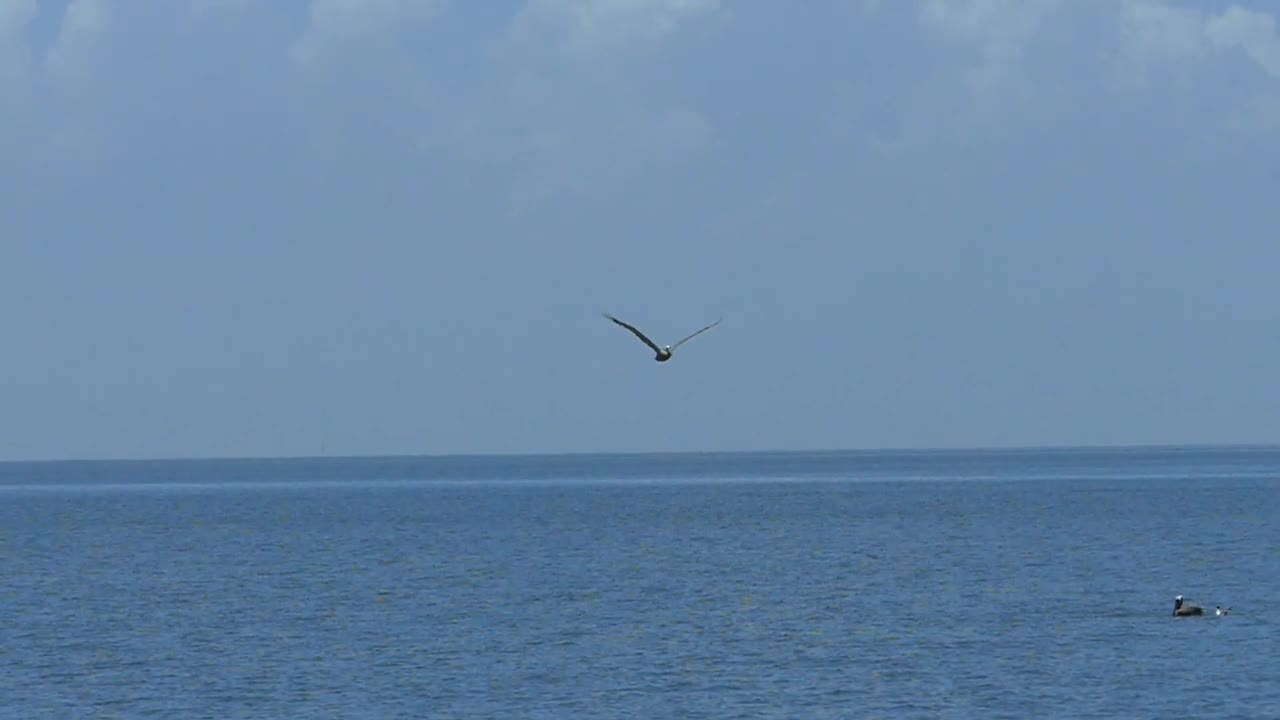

1216,605,1231,616
1173,595,1204,617
603,313,722,362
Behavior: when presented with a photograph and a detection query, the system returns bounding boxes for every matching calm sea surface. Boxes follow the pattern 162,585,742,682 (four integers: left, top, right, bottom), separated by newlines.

2,446,1278,718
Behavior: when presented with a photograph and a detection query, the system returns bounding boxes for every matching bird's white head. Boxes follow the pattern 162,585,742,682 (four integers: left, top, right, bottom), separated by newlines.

663,345,672,352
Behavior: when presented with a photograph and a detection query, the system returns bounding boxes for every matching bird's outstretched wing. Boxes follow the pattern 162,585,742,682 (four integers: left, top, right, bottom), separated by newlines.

671,317,722,350
604,313,662,353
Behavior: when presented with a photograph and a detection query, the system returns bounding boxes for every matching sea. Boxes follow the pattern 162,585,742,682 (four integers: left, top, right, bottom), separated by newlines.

2,445,1278,719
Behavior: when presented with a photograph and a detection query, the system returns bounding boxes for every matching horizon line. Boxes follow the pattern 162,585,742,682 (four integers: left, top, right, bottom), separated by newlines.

2,440,1279,466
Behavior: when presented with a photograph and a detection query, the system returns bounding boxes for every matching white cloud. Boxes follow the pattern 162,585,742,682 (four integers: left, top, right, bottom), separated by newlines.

523,0,723,55
0,0,36,39
1124,0,1205,59
918,0,1059,90
1205,5,1280,79
1108,1,1207,90
44,0,108,75
290,0,446,66
27,0,119,180
0,0,36,89
1113,2,1280,92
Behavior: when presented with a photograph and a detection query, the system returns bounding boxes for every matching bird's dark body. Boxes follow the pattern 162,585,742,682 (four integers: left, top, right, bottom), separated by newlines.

654,352,672,362
1173,596,1204,616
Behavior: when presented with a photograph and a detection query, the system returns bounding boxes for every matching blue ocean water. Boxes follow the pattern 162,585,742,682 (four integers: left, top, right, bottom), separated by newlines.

2,445,1278,718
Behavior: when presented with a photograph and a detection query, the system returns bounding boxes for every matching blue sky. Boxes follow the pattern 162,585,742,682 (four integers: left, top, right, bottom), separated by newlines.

2,0,1278,460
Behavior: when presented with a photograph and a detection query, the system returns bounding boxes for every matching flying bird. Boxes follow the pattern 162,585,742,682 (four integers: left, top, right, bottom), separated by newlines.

603,313,722,362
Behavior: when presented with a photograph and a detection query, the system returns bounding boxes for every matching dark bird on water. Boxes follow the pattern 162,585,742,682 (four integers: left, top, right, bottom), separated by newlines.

603,313,722,362
1173,595,1204,617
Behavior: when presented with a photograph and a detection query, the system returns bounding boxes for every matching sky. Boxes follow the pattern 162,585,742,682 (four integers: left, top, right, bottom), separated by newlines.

1,0,1278,461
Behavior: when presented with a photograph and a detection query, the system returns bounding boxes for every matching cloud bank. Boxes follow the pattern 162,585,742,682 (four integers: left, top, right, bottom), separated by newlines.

2,0,1279,459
